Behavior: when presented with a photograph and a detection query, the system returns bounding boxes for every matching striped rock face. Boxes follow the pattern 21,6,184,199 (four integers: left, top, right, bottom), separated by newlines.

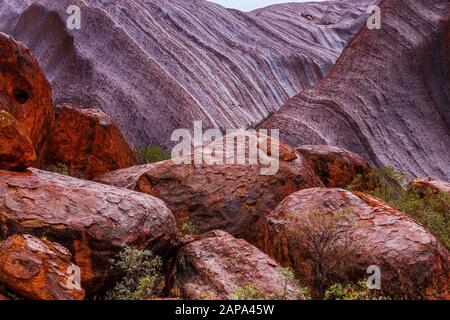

0,0,374,149
260,0,450,180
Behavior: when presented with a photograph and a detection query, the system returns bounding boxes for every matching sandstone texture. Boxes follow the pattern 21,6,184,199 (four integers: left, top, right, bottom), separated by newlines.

261,188,450,299
260,0,450,180
96,132,322,244
0,234,85,300
176,230,303,300
46,103,136,179
0,32,54,163
0,168,178,293
297,145,372,188
0,0,374,149
0,109,36,171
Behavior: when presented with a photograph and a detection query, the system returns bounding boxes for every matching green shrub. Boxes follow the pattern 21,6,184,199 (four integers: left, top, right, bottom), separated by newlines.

348,167,450,250
106,246,164,300
135,145,170,164
179,221,196,237
279,267,311,300
324,280,390,300
230,284,263,300
46,163,69,176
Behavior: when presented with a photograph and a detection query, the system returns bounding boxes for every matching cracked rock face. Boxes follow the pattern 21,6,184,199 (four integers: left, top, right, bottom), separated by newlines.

45,103,136,179
96,132,322,245
0,109,36,171
260,0,450,180
0,32,54,164
297,145,372,188
0,168,178,293
261,188,450,299
0,234,85,300
176,230,304,300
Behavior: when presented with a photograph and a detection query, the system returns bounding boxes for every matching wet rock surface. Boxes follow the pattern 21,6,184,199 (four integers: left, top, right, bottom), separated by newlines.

0,234,85,300
0,168,178,293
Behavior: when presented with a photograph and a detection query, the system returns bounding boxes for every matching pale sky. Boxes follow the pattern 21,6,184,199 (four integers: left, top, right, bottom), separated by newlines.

208,0,323,12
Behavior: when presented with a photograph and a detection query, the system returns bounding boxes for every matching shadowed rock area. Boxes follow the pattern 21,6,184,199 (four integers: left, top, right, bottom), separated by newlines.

0,0,374,149
260,0,450,180
297,145,372,188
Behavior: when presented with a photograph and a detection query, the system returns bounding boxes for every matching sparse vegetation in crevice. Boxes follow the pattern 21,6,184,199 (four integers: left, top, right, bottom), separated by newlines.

230,284,263,300
134,145,170,164
106,246,164,300
324,280,391,300
278,267,311,300
46,163,69,176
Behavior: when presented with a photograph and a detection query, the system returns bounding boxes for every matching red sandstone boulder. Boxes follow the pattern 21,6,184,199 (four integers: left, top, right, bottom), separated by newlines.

0,234,85,300
297,145,372,188
0,33,54,163
409,178,450,197
0,168,178,293
261,188,450,299
0,109,36,171
46,104,137,179
96,132,322,244
176,230,304,300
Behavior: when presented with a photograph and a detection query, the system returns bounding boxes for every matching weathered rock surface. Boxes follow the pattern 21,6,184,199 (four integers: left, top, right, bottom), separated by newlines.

261,188,450,299
0,110,36,171
0,168,178,293
260,0,450,180
0,0,374,149
45,103,136,179
409,178,450,197
96,132,322,244
297,145,372,188
0,32,54,163
176,230,303,300
0,234,85,300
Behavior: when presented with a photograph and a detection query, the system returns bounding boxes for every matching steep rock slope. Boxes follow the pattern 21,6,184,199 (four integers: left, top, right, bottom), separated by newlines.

260,0,450,179
0,0,374,148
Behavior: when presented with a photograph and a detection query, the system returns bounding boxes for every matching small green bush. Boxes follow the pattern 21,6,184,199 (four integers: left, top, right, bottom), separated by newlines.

230,284,263,300
324,280,390,300
135,145,170,164
46,163,69,176
106,246,164,300
348,167,450,250
179,221,196,237
279,267,311,300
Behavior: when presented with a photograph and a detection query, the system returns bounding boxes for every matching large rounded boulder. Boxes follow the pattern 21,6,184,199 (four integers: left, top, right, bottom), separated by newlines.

175,230,304,300
0,234,85,300
261,188,450,299
0,168,178,293
297,145,372,188
0,32,54,163
96,132,322,244
45,103,137,179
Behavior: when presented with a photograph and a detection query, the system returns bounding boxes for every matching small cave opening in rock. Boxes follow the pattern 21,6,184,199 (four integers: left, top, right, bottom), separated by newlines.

13,89,30,104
